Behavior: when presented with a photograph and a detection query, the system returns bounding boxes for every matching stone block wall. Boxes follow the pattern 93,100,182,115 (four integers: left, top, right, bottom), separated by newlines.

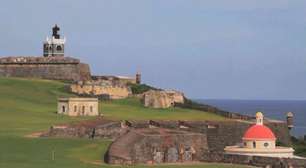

70,83,131,99
201,153,306,168
43,119,292,152
105,129,208,165
206,121,292,152
143,90,185,108
0,56,91,81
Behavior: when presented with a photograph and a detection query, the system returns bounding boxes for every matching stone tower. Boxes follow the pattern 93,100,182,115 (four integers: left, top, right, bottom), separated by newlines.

43,24,66,57
286,112,294,130
136,72,141,84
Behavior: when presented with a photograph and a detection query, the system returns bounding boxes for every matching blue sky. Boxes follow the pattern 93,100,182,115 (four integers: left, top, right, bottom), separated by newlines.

1,0,306,99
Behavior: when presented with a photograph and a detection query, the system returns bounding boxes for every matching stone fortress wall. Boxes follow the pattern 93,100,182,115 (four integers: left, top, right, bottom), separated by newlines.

106,128,208,165
44,119,292,147
0,56,91,81
201,153,306,168
43,119,293,164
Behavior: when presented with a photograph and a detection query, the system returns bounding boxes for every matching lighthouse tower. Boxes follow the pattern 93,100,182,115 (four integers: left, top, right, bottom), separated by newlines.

43,24,66,57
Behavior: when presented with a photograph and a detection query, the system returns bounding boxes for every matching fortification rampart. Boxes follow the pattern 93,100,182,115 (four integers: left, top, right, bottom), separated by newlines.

42,119,295,165
105,128,208,165
201,153,306,168
43,119,292,150
0,56,91,81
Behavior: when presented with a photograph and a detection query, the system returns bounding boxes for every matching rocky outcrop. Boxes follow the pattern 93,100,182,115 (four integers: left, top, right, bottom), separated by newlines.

69,80,132,99
143,90,184,108
0,56,91,81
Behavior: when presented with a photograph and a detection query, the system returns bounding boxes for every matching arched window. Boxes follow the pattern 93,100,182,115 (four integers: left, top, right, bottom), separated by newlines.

62,106,65,113
74,105,77,112
56,45,62,51
90,106,93,113
253,141,256,148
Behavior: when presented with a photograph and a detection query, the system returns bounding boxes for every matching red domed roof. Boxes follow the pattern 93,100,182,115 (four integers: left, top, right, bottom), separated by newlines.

243,124,276,140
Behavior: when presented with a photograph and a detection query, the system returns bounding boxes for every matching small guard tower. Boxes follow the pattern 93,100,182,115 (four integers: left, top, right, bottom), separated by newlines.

136,72,141,84
43,24,66,57
286,112,294,130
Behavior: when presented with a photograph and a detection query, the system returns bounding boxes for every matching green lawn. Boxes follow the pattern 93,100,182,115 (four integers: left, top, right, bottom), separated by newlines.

101,98,225,121
0,77,249,168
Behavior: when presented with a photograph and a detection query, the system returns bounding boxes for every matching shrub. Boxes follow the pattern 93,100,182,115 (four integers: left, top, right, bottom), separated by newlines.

128,83,160,94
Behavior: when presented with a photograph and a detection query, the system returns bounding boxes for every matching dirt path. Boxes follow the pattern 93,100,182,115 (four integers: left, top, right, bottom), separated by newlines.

24,131,45,138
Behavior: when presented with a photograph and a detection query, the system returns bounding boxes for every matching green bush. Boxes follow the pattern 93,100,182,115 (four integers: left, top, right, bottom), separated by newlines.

292,136,306,157
129,83,160,94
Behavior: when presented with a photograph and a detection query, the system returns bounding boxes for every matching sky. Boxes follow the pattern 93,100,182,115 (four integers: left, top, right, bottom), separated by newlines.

1,0,306,100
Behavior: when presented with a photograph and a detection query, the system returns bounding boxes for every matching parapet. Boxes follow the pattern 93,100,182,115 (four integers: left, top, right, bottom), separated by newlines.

0,56,80,64
0,56,91,81
58,97,98,102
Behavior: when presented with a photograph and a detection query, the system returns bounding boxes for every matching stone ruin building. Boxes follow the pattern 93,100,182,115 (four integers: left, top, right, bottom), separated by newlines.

142,90,185,108
0,25,91,81
57,97,99,116
69,75,141,99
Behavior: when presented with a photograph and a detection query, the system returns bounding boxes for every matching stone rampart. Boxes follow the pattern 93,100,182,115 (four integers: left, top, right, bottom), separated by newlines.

0,56,91,81
206,121,291,152
201,153,306,168
105,128,208,165
43,119,292,152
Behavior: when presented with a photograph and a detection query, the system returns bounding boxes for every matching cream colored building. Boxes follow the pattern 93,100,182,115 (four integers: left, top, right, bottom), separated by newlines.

224,112,294,158
57,97,99,116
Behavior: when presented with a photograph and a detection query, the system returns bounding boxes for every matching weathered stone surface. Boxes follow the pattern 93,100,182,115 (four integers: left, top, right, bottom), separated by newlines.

201,153,306,168
41,118,128,140
166,147,179,162
153,151,164,163
105,128,208,165
0,56,79,64
143,90,184,108
70,80,131,99
44,119,292,153
0,56,91,81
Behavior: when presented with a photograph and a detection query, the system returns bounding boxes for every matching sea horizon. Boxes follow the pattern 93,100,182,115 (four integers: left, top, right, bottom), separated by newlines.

196,99,306,138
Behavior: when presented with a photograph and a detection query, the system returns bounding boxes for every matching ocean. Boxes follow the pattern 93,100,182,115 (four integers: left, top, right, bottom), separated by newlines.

197,99,306,137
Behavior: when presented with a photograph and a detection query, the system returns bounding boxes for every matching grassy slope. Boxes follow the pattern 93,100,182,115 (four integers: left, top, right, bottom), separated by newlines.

102,98,225,121
0,77,248,168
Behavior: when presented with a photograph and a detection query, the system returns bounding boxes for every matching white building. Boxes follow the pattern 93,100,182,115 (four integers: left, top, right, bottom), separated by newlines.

224,112,294,158
57,97,99,116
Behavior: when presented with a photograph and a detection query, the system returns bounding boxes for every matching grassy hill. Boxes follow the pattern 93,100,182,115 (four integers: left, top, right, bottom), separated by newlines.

0,77,249,168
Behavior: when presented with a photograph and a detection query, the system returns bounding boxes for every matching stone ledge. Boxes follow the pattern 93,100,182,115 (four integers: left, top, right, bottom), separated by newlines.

0,56,80,64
